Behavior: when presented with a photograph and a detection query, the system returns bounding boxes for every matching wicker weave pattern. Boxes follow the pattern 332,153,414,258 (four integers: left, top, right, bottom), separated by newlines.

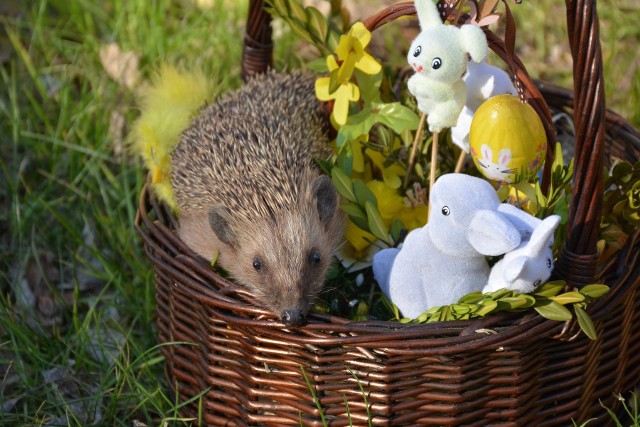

134,0,640,424
137,174,640,425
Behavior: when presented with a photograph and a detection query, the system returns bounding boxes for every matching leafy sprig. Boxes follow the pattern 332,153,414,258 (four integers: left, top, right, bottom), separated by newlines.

403,281,609,340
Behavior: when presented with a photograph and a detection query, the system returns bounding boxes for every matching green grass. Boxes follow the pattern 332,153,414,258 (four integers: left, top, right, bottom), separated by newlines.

0,0,248,424
0,0,638,425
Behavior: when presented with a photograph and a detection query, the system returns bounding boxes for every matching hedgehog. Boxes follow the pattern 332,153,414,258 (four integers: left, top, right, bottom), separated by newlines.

171,71,344,326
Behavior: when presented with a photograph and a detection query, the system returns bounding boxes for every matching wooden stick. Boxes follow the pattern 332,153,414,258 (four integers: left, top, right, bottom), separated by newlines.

429,131,439,194
404,112,427,188
454,150,466,173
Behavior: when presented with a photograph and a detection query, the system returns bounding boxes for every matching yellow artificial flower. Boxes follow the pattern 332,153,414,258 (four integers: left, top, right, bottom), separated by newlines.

367,180,404,223
398,204,428,231
368,180,427,230
315,55,360,126
366,149,406,189
350,135,368,174
344,181,428,255
335,22,382,76
345,220,377,254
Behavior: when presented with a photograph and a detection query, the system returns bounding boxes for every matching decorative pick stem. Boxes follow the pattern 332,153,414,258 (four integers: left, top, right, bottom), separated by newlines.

454,150,466,173
430,131,439,194
404,112,427,188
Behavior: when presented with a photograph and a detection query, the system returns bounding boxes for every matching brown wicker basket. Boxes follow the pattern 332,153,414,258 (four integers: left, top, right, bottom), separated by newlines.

135,1,640,425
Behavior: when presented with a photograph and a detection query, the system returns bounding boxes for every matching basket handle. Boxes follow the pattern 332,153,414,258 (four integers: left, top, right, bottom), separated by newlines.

553,0,606,287
240,0,607,287
241,0,273,81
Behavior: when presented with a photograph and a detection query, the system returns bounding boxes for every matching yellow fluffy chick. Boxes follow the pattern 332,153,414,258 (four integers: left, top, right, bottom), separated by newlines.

130,64,214,210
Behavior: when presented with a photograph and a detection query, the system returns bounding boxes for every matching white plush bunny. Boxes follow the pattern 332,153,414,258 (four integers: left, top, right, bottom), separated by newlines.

373,174,521,319
451,61,518,152
476,144,517,182
407,0,488,133
484,214,561,294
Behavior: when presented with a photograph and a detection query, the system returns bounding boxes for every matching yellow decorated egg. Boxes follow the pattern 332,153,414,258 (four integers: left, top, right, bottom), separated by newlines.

469,94,546,183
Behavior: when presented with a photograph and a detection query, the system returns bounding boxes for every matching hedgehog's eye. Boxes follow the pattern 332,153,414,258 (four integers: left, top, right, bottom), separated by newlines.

432,57,442,69
252,257,263,271
413,45,421,57
547,258,552,269
442,206,450,216
309,250,321,265
534,279,542,288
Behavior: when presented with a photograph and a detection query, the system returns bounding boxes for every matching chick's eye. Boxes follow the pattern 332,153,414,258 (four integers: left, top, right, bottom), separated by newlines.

432,57,442,69
442,206,450,216
413,46,421,57
309,250,321,265
252,257,263,271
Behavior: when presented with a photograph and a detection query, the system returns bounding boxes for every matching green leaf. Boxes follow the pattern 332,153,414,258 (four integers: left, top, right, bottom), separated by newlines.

451,304,471,315
513,182,538,205
339,203,366,219
340,203,369,230
550,291,586,305
499,296,536,310
305,7,328,44
458,291,485,304
534,300,573,321
354,68,382,104
336,102,420,147
286,0,306,22
487,288,514,300
552,141,564,171
375,102,421,133
331,167,356,202
574,305,597,340
579,284,609,299
532,280,566,297
389,219,404,243
336,147,353,176
496,185,511,202
284,17,314,44
353,179,377,208
476,300,498,316
365,201,389,244
336,107,376,148
306,57,329,73
535,181,548,208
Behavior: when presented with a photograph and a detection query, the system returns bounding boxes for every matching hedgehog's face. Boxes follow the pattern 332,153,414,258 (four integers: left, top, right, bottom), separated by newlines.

209,176,343,326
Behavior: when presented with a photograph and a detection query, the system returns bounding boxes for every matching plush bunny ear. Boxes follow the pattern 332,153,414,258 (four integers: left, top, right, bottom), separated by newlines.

468,210,521,256
524,215,561,255
459,24,489,63
503,255,528,282
415,0,442,30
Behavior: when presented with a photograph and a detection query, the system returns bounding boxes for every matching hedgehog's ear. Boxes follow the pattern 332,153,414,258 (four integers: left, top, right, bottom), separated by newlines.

312,175,338,225
209,205,236,246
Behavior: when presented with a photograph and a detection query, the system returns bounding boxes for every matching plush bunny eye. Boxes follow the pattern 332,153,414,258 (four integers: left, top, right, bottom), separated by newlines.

432,57,442,69
441,206,450,216
413,46,422,57
547,258,552,269
252,257,263,271
533,279,542,287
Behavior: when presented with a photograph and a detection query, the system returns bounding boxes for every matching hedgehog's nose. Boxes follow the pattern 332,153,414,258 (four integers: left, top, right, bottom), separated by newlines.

282,309,306,327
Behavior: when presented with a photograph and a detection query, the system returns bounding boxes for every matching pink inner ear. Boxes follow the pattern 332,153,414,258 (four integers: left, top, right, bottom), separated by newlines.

499,150,511,165
481,146,491,160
